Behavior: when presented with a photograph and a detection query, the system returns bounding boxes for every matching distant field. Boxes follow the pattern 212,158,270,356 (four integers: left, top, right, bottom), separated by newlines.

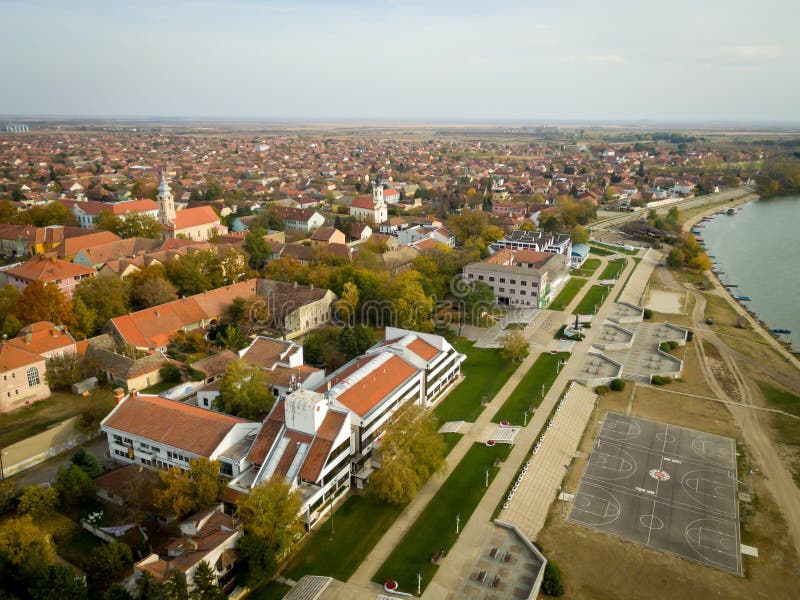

549,277,588,311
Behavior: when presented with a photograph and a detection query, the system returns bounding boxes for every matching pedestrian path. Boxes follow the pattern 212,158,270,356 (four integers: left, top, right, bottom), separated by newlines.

498,382,597,540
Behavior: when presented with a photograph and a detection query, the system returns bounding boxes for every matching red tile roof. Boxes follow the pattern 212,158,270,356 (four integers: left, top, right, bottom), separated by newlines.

171,206,221,230
4,255,95,283
0,343,45,371
103,395,248,456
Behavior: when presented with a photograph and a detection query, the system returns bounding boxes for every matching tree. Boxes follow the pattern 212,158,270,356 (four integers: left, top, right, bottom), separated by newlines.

0,480,17,515
129,276,178,310
216,323,247,350
73,277,130,335
17,203,76,227
338,325,376,359
160,362,183,383
244,228,271,270
569,225,589,245
237,478,303,585
136,571,165,600
86,542,133,592
0,285,21,338
218,359,274,420
541,560,565,596
153,458,223,520
16,281,76,329
666,206,680,227
463,280,494,322
335,281,359,324
171,330,207,354
0,516,54,592
46,352,90,390
229,295,271,335
164,570,189,600
54,464,95,510
17,485,58,517
500,331,530,363
29,563,88,600
189,561,223,600
448,210,503,251
96,211,161,239
105,584,135,600
71,447,105,479
369,404,446,505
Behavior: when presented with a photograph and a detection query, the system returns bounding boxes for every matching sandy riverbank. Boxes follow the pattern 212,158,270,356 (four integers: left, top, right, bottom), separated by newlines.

681,190,759,231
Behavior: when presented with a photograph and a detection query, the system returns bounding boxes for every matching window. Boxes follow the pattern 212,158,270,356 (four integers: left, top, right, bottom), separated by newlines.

26,367,40,387
520,280,527,286
520,290,526,296
489,277,495,282
510,279,516,284
499,287,505,293
499,278,506,283
113,435,122,444
478,275,484,281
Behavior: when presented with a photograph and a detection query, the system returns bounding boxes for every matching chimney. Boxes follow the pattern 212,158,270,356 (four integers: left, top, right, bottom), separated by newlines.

25,333,32,344
113,388,125,404
293,281,298,288
130,389,139,398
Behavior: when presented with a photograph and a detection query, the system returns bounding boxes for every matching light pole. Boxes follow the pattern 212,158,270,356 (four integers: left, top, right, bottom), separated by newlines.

417,570,422,596
523,411,528,427
541,383,545,400
561,465,571,517
456,513,461,534
0,450,6,480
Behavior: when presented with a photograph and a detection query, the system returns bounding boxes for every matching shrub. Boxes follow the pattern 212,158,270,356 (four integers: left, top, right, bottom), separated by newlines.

159,362,182,383
610,378,626,392
542,560,565,596
643,308,653,320
595,385,609,395
659,341,679,352
651,375,673,385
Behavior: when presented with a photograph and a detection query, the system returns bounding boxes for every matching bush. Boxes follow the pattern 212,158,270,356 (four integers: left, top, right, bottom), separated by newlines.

542,560,565,596
595,385,609,395
159,362,182,383
643,308,653,320
651,375,673,385
610,378,626,392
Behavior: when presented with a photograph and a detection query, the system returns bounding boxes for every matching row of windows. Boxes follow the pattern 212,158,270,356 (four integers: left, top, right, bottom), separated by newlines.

473,274,538,288
4,368,40,387
167,450,189,463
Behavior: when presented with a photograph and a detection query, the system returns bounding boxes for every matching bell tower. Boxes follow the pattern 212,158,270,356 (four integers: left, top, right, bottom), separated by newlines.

157,169,176,226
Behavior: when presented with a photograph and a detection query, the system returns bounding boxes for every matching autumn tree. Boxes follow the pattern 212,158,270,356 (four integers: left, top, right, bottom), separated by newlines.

244,228,271,270
0,284,22,338
500,331,530,363
229,295,271,335
237,478,303,585
448,210,503,251
16,281,76,329
335,281,359,324
17,485,59,517
73,276,130,335
96,211,161,239
570,225,589,245
46,352,90,389
153,458,224,520
0,515,54,593
369,404,446,505
217,359,274,420
129,276,178,310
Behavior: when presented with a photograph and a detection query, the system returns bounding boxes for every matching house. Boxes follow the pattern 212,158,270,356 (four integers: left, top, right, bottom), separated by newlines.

53,230,123,260
570,243,590,269
3,254,95,299
379,246,420,276
107,280,259,351
85,335,169,391
132,505,240,589
0,224,86,257
256,280,336,339
101,391,260,478
310,227,345,248
238,337,323,398
71,199,159,229
72,238,161,269
463,250,570,308
350,186,387,224
349,223,372,241
7,322,77,359
266,206,325,233
0,342,50,412
395,225,455,248
157,173,228,241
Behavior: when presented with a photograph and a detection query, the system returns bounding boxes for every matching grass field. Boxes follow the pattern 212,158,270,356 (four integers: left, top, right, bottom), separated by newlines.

571,258,602,277
492,352,570,425
548,278,588,311
598,258,626,280
0,390,114,448
591,242,639,255
373,442,512,595
757,382,800,417
283,494,406,583
140,381,177,395
589,246,613,256
572,285,611,315
432,341,517,423
247,581,292,600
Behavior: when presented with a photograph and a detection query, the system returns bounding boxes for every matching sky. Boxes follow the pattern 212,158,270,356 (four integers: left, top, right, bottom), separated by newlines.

1,0,798,122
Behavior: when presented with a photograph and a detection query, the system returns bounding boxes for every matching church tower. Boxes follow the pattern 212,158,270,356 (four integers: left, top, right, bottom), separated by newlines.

157,169,176,226
373,177,385,207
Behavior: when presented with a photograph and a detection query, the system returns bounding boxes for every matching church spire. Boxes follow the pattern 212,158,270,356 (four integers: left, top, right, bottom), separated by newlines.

157,167,176,226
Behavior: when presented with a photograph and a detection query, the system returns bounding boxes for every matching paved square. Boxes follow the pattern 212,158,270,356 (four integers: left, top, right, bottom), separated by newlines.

567,412,742,575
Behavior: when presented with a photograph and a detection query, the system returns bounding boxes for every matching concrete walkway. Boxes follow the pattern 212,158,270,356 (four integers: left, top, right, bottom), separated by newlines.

618,248,661,306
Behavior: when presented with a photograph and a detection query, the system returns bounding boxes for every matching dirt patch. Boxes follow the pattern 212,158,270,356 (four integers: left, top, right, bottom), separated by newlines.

644,289,686,314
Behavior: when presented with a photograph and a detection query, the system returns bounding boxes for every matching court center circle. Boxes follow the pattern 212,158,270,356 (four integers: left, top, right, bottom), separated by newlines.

656,432,676,444
639,514,664,530
649,468,671,481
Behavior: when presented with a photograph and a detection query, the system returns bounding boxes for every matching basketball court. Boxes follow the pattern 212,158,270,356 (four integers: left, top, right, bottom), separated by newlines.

567,413,742,576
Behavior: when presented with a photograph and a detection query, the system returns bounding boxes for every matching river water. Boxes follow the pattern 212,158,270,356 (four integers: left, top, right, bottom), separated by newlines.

698,196,800,350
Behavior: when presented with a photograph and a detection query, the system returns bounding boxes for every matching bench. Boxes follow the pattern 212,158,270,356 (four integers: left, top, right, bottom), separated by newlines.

476,570,487,583
503,552,512,563
431,549,444,564
492,576,500,589
489,546,498,559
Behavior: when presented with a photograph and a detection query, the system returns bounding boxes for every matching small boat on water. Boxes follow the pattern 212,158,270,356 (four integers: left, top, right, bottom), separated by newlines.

726,208,736,215
771,328,793,335
734,295,751,301
723,284,738,288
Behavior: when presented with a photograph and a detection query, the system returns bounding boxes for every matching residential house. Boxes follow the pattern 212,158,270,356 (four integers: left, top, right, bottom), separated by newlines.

3,254,95,299
256,280,336,339
0,343,49,412
309,227,345,248
72,238,161,269
7,322,77,359
491,229,572,257
350,187,387,224
85,335,169,391
71,199,159,229
570,243,590,269
349,223,372,241
267,206,325,233
132,505,240,589
52,230,122,260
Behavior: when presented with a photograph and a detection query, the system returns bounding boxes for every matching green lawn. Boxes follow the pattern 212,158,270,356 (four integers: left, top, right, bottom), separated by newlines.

441,432,463,456
140,380,177,395
247,581,292,600
0,389,115,448
591,242,639,255
573,285,611,315
588,246,613,256
492,352,570,425
432,341,518,423
571,258,602,276
373,443,512,595
283,494,405,582
598,258,627,280
757,382,800,417
548,277,588,311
